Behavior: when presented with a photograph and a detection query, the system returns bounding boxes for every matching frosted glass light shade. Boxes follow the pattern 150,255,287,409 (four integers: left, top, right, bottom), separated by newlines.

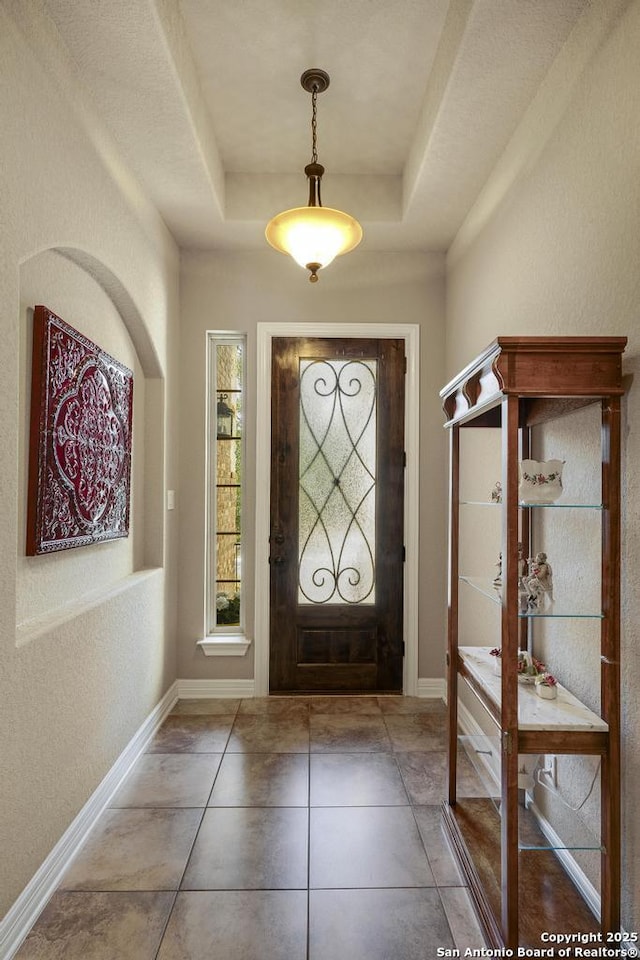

265,206,363,273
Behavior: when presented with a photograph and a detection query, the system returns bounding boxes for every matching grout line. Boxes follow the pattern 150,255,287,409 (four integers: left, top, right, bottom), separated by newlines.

174,885,310,892
306,884,441,891
152,890,179,960
57,887,183,895
48,880,450,894
150,713,236,956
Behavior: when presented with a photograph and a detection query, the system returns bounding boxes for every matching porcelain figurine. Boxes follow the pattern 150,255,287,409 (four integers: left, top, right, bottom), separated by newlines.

517,542,529,612
524,552,553,609
493,552,502,591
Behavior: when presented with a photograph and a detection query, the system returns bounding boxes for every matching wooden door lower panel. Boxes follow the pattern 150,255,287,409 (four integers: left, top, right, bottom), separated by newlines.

296,622,379,691
273,605,401,693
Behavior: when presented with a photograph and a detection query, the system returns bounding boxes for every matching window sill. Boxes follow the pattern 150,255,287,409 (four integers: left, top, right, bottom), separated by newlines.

197,635,252,657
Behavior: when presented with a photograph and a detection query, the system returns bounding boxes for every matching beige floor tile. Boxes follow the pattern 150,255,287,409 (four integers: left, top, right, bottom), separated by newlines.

147,715,233,753
170,698,240,716
384,713,447,751
396,751,448,805
237,697,310,718
181,807,308,889
309,714,391,753
310,806,434,888
378,696,447,715
396,748,483,805
309,696,382,715
226,715,309,753
413,805,465,887
310,753,408,806
309,888,455,960
110,753,222,808
439,886,487,952
456,746,492,797
156,890,307,960
209,753,309,806
14,891,173,960
60,808,202,890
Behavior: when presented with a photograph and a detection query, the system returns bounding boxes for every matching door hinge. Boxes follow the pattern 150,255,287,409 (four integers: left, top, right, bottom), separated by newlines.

401,545,406,562
404,355,407,374
401,640,406,657
403,450,407,468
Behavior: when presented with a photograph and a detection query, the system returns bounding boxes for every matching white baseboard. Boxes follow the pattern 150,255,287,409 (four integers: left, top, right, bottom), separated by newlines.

417,677,446,700
177,678,255,698
526,799,601,921
0,681,179,960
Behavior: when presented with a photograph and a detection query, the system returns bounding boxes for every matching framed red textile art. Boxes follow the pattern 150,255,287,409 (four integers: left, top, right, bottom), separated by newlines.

26,305,134,555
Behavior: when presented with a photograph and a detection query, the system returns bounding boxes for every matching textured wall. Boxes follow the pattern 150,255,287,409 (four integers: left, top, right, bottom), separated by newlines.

178,249,447,683
446,0,640,929
0,2,179,919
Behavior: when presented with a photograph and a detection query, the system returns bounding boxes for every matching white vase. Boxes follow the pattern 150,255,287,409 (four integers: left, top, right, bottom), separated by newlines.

536,684,557,700
519,459,564,503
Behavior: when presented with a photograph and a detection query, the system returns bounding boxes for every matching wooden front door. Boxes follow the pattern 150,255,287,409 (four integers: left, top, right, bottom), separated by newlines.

269,337,405,693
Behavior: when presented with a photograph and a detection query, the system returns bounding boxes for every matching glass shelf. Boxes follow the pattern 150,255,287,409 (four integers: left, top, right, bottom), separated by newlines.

520,502,602,510
460,500,501,507
457,735,602,851
459,576,502,605
519,796,601,851
520,609,603,620
459,577,603,619
519,798,602,852
460,500,602,509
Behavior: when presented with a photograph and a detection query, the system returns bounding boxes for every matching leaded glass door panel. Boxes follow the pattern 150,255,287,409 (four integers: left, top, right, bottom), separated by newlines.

270,337,405,692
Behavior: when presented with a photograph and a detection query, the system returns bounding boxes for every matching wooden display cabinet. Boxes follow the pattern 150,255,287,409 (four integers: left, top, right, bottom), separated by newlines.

440,337,626,949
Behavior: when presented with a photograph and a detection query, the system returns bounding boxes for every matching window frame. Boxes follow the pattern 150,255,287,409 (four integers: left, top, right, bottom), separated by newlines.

204,331,247,646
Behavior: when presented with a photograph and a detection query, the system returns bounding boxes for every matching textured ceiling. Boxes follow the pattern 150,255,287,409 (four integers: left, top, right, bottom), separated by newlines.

43,0,590,251
179,0,448,175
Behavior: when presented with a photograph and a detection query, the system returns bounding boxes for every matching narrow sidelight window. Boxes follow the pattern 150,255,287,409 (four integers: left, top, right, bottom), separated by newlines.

207,334,245,634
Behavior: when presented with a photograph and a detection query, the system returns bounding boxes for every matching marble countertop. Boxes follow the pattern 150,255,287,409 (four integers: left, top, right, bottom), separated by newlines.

458,646,608,732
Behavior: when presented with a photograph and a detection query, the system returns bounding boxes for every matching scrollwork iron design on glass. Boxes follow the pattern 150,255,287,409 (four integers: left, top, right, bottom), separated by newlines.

298,358,376,604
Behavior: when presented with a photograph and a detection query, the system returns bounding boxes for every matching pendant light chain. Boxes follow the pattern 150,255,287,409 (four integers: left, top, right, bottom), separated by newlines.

311,87,319,163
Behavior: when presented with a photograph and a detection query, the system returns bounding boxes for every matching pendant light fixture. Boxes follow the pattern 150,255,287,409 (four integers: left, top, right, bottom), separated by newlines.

265,69,363,282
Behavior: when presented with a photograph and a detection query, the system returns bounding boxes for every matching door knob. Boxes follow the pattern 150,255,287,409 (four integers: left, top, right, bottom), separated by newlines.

270,555,286,565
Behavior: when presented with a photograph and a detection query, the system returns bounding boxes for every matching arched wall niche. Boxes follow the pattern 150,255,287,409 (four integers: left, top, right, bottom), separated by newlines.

17,246,165,633
38,246,164,380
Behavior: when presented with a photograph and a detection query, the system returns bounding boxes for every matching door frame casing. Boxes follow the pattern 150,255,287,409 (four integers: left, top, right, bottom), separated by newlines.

254,322,420,697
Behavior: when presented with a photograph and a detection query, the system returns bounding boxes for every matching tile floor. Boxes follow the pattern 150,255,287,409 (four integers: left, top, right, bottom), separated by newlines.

15,696,486,960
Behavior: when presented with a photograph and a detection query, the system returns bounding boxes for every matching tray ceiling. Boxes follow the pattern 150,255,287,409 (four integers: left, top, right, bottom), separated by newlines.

42,0,590,251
